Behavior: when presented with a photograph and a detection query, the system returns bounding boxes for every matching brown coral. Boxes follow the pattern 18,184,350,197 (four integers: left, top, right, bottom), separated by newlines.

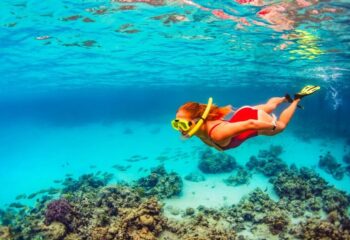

0,226,11,239
42,222,67,240
296,217,350,240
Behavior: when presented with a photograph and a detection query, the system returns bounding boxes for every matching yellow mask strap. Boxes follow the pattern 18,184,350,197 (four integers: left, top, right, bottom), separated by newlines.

186,97,213,138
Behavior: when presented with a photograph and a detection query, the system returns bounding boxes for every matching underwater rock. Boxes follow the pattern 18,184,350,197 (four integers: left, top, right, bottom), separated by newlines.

246,145,287,177
198,149,237,174
319,151,346,180
45,198,75,230
184,208,195,216
184,172,206,182
167,206,180,216
224,167,251,186
136,165,183,199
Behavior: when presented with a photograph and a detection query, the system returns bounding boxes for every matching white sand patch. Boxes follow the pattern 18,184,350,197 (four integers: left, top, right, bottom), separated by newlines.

163,173,276,212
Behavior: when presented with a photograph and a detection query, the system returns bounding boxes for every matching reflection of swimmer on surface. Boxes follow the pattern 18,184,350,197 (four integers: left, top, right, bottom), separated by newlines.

253,0,341,31
113,0,342,32
288,30,324,59
180,0,250,27
171,86,320,151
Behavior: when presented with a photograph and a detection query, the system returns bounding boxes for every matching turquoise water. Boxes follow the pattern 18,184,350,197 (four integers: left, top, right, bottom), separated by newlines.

1,0,350,239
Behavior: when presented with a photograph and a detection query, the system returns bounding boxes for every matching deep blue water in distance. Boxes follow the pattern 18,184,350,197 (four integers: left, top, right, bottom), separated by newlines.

0,0,350,226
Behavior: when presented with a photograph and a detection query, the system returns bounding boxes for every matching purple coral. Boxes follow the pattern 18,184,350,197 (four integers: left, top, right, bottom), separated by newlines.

45,198,74,228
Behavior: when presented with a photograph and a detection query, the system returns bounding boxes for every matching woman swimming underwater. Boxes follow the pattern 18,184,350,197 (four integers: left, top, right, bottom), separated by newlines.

171,86,320,151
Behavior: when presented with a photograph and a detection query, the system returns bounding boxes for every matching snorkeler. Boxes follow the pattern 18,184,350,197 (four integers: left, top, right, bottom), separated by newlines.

171,85,320,151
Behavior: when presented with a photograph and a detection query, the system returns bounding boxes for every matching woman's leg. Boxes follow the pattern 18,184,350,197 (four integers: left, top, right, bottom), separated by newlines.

253,97,287,114
258,99,301,136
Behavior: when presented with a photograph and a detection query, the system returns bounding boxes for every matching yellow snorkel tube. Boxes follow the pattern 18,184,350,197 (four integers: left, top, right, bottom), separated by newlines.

186,97,213,138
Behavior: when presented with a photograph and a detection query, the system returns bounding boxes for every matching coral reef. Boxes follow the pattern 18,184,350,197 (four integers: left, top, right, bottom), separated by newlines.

292,216,350,240
45,198,75,229
136,165,183,199
271,166,350,214
1,172,168,240
224,188,282,233
1,149,350,240
271,167,326,200
0,226,11,239
165,207,236,240
42,221,67,240
262,210,290,235
62,172,113,194
319,151,346,180
198,149,237,173
246,145,287,177
224,167,251,186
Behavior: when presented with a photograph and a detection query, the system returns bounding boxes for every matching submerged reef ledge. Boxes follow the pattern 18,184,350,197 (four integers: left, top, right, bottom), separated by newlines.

1,149,350,239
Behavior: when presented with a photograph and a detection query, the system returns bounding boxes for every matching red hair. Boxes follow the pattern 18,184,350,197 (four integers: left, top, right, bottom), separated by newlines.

178,101,233,121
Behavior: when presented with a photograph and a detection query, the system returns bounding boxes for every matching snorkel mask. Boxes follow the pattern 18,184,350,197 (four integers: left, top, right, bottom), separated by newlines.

171,97,213,138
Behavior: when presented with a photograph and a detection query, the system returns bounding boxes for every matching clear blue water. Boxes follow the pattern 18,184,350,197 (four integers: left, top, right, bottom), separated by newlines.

0,0,350,220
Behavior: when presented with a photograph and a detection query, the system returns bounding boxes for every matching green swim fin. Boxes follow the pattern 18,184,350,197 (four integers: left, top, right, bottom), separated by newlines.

294,85,320,100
